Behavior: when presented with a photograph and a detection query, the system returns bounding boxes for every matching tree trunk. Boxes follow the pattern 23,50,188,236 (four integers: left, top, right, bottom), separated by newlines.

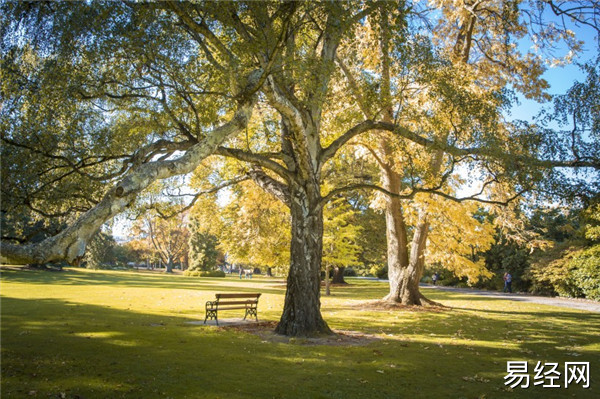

379,133,446,306
274,186,332,337
380,167,413,303
331,266,347,284
376,11,435,306
381,168,442,306
165,256,174,273
325,265,331,296
385,213,435,305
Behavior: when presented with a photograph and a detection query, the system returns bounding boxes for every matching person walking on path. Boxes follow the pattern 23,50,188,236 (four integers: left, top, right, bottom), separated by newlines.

503,272,512,293
432,272,439,286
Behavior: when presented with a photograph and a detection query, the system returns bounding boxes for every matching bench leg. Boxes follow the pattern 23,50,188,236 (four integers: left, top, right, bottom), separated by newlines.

244,307,258,322
205,309,218,326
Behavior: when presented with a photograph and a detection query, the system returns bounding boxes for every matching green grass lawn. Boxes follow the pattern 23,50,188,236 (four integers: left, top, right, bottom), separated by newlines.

1,267,598,398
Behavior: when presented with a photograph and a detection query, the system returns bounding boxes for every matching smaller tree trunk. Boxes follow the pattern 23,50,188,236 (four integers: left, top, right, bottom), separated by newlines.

165,256,173,273
331,266,347,284
325,265,331,296
384,217,440,306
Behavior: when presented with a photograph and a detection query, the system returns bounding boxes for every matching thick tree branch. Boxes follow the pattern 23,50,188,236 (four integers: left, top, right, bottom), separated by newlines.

322,119,600,169
167,2,238,66
320,182,527,207
321,120,379,163
215,147,294,182
308,3,343,119
0,70,262,265
145,175,251,220
263,76,306,134
247,168,291,207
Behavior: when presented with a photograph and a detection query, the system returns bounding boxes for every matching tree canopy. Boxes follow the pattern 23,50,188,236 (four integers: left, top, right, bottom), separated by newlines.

1,0,598,336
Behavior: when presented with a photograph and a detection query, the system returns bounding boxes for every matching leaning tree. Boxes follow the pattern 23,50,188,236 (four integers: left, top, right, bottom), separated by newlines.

0,1,278,264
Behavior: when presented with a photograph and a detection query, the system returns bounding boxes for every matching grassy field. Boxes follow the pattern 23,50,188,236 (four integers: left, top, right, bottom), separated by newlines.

1,267,598,398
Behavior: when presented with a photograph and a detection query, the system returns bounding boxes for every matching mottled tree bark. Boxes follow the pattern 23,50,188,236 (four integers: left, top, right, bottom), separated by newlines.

385,210,435,305
274,185,332,336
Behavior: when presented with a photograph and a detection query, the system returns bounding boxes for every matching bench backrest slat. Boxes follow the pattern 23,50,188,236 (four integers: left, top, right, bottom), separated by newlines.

216,293,261,300
215,300,258,306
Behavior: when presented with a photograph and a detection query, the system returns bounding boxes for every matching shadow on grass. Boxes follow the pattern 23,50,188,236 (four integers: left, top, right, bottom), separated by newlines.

0,268,284,296
2,270,599,398
2,292,599,398
2,298,598,398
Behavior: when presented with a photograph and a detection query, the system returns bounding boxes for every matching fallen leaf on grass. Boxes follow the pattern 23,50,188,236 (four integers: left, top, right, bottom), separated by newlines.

462,375,490,383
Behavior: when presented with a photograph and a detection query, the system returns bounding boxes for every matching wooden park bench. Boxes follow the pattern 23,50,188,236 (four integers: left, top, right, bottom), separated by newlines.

204,293,261,326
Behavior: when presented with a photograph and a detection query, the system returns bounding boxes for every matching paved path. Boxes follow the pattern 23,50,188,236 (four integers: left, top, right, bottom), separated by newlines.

421,284,600,313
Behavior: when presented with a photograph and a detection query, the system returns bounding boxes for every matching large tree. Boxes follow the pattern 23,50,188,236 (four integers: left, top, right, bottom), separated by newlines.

335,0,600,305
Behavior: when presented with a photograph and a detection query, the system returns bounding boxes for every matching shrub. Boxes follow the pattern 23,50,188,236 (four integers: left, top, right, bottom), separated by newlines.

183,270,226,278
528,241,582,297
434,273,461,286
344,267,357,277
369,264,388,279
568,245,600,300
481,234,530,292
528,242,600,299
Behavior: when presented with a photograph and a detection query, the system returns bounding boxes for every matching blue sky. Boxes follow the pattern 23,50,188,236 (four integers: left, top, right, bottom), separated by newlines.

509,19,599,122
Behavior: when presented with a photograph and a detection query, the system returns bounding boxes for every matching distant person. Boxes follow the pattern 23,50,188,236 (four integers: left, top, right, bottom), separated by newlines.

432,272,439,286
239,268,243,279
503,272,512,293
